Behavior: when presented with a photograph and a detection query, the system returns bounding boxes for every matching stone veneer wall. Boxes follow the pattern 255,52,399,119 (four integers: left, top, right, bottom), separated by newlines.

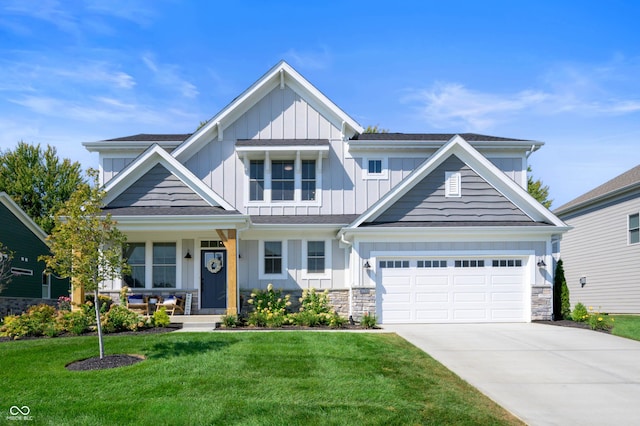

531,285,552,320
350,288,376,321
0,297,58,317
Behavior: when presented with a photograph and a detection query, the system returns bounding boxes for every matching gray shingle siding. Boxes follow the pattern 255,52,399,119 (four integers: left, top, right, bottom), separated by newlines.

373,155,532,224
108,164,210,208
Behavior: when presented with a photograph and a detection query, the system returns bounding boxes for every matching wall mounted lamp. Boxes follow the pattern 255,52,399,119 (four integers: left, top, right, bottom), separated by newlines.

536,259,546,268
363,260,371,269
580,277,587,288
184,250,192,259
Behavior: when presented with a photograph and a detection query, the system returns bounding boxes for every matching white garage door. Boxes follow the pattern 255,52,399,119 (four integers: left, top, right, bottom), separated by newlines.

378,258,527,323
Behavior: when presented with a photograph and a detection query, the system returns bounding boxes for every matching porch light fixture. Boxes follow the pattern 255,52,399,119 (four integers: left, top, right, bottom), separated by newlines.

184,250,192,259
536,258,546,268
363,260,371,269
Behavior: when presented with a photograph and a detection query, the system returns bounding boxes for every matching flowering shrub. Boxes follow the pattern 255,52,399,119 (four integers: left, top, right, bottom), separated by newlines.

586,306,614,331
152,307,171,328
221,312,240,328
0,304,58,338
57,296,72,311
247,283,292,327
57,310,91,335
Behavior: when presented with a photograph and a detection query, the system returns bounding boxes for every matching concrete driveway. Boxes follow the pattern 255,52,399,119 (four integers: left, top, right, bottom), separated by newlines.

383,323,640,426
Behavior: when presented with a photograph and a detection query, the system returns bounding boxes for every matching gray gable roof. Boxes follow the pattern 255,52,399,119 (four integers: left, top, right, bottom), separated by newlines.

555,164,640,215
105,134,192,142
351,133,529,142
102,206,238,216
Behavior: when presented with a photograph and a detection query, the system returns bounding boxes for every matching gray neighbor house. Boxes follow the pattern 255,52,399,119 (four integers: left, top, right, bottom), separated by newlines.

555,164,640,313
83,61,569,324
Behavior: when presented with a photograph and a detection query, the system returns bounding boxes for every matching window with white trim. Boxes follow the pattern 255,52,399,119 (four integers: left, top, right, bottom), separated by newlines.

379,260,410,268
42,272,51,299
271,160,295,201
630,213,639,245
123,242,146,288
417,260,447,268
362,157,388,180
152,243,176,288
259,240,288,280
302,240,332,279
249,160,265,201
301,160,316,201
445,171,462,197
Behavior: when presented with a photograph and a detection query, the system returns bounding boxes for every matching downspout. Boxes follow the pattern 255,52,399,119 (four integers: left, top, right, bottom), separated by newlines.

338,230,354,320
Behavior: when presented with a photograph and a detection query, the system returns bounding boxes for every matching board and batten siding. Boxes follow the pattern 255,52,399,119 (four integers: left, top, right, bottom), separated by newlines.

238,239,346,291
108,164,209,208
103,157,136,183
375,155,531,223
560,194,640,313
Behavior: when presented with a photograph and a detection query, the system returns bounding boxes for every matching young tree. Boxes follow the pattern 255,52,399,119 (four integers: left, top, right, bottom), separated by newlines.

527,166,553,209
553,259,571,320
40,170,129,359
0,142,84,234
363,124,389,134
0,242,14,294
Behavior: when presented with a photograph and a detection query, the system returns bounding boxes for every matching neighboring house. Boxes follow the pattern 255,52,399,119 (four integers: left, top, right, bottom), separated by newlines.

0,192,69,315
555,164,640,313
83,61,568,323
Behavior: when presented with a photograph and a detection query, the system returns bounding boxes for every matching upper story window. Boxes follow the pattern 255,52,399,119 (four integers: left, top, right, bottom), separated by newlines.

301,160,316,201
271,160,295,201
630,213,639,245
249,160,265,201
445,171,462,197
362,157,388,180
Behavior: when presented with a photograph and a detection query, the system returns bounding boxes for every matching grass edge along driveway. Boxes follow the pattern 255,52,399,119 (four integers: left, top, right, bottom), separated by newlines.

1,331,522,425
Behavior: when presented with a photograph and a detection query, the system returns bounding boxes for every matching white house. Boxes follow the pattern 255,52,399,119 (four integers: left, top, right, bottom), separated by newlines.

84,61,569,323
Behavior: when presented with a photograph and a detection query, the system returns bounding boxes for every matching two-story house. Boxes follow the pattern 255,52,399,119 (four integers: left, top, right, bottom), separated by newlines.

84,61,569,323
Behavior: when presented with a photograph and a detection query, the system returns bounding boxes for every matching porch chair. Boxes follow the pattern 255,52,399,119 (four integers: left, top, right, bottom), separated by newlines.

159,295,185,316
126,294,149,315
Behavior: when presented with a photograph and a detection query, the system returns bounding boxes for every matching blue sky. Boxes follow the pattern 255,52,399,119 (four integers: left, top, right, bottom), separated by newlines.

1,0,639,208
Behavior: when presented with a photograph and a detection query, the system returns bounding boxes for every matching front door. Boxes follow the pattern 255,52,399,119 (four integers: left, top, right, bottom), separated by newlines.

201,250,227,309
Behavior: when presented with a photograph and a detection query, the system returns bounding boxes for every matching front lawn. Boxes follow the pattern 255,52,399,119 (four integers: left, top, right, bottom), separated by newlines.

612,315,640,341
1,332,521,425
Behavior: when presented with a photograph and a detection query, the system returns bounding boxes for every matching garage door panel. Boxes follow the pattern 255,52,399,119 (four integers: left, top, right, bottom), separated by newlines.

379,257,527,324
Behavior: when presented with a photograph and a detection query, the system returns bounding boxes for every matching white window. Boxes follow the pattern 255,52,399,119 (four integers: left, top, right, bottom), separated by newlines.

630,213,639,245
152,243,176,288
417,260,447,268
302,240,332,279
123,243,146,288
245,156,319,205
379,260,410,268
492,259,523,267
362,157,389,180
259,240,288,280
454,259,485,268
445,171,462,197
41,272,51,299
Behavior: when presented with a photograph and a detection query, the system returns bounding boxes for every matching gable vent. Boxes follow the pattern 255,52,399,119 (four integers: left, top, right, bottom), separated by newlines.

445,171,462,197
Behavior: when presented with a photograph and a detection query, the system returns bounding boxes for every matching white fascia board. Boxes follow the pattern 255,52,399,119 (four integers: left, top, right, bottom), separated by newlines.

346,135,567,229
0,193,49,243
111,215,249,232
347,140,543,152
340,225,571,243
242,226,340,241
103,145,235,211
173,61,363,161
83,140,183,153
236,145,330,155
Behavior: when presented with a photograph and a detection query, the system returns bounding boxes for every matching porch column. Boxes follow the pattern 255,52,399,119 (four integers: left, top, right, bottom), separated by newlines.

217,229,238,315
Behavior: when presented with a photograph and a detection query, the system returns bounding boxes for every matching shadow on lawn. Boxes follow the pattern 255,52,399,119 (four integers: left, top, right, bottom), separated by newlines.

147,338,237,359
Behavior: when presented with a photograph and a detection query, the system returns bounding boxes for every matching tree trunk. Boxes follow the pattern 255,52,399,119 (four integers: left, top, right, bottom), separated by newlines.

94,289,105,359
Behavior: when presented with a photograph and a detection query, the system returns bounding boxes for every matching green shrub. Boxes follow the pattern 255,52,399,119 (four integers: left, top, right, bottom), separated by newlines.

328,313,347,329
84,294,114,314
299,288,332,315
152,307,171,328
553,259,571,319
292,310,321,327
572,303,589,322
247,284,292,328
0,304,58,338
360,312,378,329
221,312,239,328
102,305,145,333
586,307,614,331
57,310,92,335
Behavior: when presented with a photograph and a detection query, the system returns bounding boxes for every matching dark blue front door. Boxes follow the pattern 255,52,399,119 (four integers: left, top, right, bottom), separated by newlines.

201,250,226,309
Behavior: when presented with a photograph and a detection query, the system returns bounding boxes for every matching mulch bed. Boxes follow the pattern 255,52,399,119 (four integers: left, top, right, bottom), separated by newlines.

534,319,611,333
66,354,146,371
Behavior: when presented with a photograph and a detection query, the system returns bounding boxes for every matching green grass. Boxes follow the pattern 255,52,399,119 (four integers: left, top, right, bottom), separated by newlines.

612,315,640,341
0,332,521,425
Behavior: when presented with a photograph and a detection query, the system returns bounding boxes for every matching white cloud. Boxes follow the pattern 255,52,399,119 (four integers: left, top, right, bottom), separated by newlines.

404,59,640,131
141,54,199,98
